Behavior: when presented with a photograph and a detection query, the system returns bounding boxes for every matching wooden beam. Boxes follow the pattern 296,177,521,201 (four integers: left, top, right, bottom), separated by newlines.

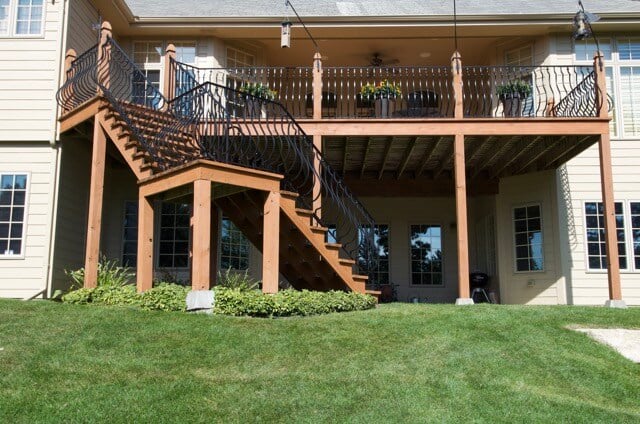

515,136,561,174
83,114,107,288
191,179,212,290
262,191,281,294
432,142,453,179
396,137,419,179
415,136,445,178
464,137,490,178
343,175,499,197
471,137,517,179
313,53,323,120
360,137,373,178
453,133,470,301
162,44,176,101
136,192,154,292
210,206,220,287
545,136,595,170
378,137,393,180
342,137,350,174
598,131,622,301
492,136,539,179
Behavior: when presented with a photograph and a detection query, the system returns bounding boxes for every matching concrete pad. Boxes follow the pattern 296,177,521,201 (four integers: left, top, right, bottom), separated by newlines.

455,298,474,306
575,328,640,363
604,299,628,309
186,290,214,314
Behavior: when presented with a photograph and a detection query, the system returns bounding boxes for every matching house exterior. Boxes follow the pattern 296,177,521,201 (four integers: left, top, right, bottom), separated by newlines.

1,0,640,306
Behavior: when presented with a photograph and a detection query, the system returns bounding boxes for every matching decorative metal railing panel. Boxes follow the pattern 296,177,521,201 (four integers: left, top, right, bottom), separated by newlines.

462,65,597,118
56,44,98,111
165,81,378,276
551,70,598,117
323,66,454,118
170,60,313,118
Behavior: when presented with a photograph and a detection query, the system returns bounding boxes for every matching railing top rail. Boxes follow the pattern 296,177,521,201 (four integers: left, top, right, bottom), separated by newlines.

170,59,312,72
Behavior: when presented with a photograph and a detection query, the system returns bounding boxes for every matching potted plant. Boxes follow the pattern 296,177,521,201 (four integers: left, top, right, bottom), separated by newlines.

496,80,532,117
239,83,277,118
360,79,402,118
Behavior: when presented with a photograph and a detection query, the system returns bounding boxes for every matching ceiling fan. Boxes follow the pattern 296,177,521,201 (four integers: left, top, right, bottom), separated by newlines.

369,52,400,67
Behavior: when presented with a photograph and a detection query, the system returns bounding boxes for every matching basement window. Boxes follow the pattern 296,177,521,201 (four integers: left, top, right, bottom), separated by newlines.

513,204,544,272
359,224,390,286
410,224,443,285
220,217,249,270
584,202,627,270
0,173,28,258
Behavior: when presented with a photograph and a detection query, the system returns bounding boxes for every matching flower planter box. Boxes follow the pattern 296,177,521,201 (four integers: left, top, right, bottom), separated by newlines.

375,98,396,118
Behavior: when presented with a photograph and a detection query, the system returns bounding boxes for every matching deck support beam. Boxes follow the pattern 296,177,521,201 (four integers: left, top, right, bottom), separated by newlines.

192,180,212,290
136,192,154,292
83,114,107,288
262,191,281,293
210,205,220,287
454,133,472,305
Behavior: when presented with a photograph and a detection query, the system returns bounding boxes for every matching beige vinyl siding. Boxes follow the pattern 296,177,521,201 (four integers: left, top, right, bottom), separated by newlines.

0,1,62,142
0,143,57,298
65,0,98,54
50,139,90,294
495,170,565,305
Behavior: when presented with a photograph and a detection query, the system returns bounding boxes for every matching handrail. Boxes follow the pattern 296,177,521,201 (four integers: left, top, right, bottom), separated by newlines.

551,70,597,117
56,44,99,111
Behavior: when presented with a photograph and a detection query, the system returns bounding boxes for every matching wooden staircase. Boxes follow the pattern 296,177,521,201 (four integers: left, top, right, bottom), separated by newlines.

215,189,368,292
59,97,371,294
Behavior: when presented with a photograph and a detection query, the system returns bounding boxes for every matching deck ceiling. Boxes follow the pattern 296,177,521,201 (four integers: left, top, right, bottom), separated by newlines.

322,134,598,195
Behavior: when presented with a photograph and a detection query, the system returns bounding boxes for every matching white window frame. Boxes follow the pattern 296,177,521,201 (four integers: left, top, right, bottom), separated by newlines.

512,203,545,273
225,46,256,68
0,0,45,38
220,216,250,271
408,223,444,287
0,172,29,259
582,200,640,273
574,36,640,139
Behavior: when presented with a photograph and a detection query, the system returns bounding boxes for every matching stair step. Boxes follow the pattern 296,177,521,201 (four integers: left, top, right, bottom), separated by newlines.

325,242,341,251
339,258,356,266
353,274,369,282
281,190,299,200
295,208,314,217
310,226,328,234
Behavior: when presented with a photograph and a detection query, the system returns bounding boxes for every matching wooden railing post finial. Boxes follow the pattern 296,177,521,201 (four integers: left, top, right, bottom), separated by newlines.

312,52,323,120
593,51,608,119
451,51,463,119
64,49,77,79
163,43,177,102
97,21,112,93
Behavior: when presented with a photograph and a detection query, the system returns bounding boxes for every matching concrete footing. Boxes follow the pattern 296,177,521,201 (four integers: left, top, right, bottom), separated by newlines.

604,299,628,309
186,290,214,314
455,298,474,306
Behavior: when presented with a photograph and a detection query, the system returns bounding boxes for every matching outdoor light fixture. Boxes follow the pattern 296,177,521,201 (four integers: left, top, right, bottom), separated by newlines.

281,19,292,48
572,1,602,69
280,0,320,53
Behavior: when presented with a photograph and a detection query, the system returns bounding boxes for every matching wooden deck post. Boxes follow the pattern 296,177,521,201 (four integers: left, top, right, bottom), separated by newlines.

262,191,280,293
83,114,107,288
451,52,472,304
312,134,322,219
210,205,220,287
312,53,323,120
594,52,625,308
97,21,112,93
63,49,77,113
136,191,154,292
192,180,212,290
163,44,176,102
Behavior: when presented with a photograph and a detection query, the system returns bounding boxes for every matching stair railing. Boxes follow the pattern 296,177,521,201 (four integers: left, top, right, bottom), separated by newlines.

56,44,99,112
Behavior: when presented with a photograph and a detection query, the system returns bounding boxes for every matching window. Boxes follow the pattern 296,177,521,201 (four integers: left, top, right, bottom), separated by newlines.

631,203,640,270
158,202,190,268
584,202,626,270
505,45,534,116
122,201,138,267
132,41,162,107
410,225,442,285
0,173,27,257
220,217,249,270
513,205,544,272
358,224,389,286
226,46,255,68
0,0,44,37
175,42,196,64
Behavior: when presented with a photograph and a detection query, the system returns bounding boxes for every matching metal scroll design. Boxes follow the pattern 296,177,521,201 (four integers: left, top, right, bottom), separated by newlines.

551,70,598,117
55,44,98,111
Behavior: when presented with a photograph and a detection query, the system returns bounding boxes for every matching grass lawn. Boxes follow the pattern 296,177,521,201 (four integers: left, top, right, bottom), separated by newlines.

1,300,639,423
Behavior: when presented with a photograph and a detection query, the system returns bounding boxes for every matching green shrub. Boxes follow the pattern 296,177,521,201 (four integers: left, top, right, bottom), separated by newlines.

91,284,140,306
61,287,94,304
217,268,259,292
213,288,376,318
139,283,190,312
65,256,134,289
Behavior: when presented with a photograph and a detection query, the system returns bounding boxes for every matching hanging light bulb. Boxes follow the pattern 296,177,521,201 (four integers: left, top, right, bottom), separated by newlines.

281,19,292,48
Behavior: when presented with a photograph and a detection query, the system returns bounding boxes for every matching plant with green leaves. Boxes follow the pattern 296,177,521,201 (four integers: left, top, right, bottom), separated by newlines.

239,82,277,100
360,79,402,99
216,268,260,292
65,255,134,289
496,79,532,99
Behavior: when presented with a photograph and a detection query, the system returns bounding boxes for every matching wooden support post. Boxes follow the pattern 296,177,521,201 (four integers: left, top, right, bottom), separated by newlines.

262,191,280,294
312,53,323,120
63,49,77,112
594,52,608,120
192,180,212,290
454,133,472,304
97,21,112,93
137,192,154,292
163,44,176,102
210,205,220,287
451,51,463,120
312,134,322,219
545,97,556,117
598,132,623,303
83,115,107,288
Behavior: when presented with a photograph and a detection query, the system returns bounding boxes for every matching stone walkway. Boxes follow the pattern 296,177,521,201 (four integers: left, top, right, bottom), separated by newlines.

575,329,640,363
